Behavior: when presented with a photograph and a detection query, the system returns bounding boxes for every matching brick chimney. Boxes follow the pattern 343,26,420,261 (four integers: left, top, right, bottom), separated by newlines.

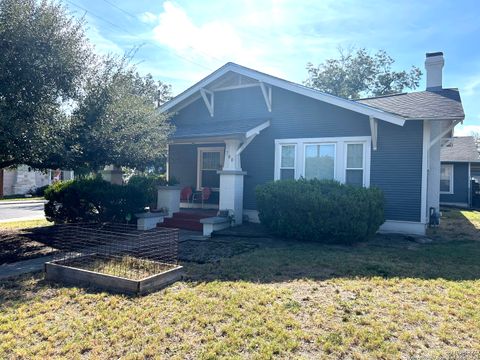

425,52,444,90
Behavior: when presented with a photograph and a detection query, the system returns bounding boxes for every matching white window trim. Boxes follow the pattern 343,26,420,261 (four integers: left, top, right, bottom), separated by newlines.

344,142,366,187
303,142,336,181
440,163,454,195
274,136,371,187
197,147,225,191
279,144,296,179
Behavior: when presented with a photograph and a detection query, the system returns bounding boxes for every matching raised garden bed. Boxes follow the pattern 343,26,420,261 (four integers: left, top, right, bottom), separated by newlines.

44,223,182,295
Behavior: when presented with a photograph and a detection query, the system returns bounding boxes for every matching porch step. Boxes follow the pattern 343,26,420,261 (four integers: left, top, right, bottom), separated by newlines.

172,210,217,220
161,218,203,231
158,210,216,232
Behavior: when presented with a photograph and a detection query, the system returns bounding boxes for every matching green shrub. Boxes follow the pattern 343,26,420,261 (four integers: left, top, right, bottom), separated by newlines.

255,179,384,244
44,178,148,223
127,174,169,207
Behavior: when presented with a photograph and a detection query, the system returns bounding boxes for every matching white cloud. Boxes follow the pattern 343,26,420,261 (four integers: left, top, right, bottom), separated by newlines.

454,124,480,137
86,25,123,55
463,77,480,97
150,2,285,77
139,12,158,24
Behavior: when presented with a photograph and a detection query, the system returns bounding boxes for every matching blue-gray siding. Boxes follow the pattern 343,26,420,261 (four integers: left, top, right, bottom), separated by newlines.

440,162,469,205
170,86,424,222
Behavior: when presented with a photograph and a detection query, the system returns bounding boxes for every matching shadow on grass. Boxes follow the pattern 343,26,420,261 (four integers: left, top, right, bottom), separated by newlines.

180,209,480,283
2,209,480,301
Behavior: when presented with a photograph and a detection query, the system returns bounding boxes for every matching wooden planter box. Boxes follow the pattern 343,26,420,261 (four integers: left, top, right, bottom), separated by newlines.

45,259,183,295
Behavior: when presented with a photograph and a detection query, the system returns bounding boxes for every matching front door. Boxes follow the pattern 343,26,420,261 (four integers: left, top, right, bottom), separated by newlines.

197,147,224,191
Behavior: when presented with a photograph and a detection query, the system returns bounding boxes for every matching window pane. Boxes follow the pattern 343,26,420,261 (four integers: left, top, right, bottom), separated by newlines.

281,145,295,168
305,144,335,180
280,169,295,180
202,170,220,188
440,165,452,192
440,180,451,192
346,169,363,186
202,151,221,170
347,144,363,169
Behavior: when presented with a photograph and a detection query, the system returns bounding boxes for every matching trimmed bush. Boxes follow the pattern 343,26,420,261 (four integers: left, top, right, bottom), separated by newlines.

44,178,148,223
255,179,384,244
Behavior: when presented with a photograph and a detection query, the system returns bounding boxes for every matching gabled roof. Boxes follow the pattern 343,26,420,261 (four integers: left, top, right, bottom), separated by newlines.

160,62,407,126
171,118,270,142
357,89,464,121
441,136,480,163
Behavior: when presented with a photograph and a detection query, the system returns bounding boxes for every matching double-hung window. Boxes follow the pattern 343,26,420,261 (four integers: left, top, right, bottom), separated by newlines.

280,144,296,180
440,164,454,194
345,143,364,186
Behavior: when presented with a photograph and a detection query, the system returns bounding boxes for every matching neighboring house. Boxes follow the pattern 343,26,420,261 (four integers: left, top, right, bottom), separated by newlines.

440,136,480,208
160,52,464,235
0,166,74,197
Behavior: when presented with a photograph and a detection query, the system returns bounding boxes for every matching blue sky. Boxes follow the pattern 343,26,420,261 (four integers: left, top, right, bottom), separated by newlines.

68,0,480,134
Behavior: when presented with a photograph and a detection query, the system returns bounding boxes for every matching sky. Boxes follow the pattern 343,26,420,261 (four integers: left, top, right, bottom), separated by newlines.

67,0,480,135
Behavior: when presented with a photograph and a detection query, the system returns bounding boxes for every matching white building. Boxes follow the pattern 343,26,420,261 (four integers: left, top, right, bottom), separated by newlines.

0,165,74,197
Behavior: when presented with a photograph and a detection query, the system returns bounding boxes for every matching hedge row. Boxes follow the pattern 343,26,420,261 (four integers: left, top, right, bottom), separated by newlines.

44,178,148,223
255,179,384,244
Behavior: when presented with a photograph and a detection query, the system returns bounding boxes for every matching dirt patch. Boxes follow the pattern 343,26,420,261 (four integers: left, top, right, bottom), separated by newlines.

0,228,56,265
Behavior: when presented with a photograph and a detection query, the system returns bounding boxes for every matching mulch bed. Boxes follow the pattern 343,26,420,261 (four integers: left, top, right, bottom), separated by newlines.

0,228,56,265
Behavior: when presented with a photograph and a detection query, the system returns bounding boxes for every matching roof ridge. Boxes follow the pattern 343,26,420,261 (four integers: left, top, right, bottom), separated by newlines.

356,92,408,101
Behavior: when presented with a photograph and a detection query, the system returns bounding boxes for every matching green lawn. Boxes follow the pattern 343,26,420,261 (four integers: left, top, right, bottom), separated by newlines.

0,218,51,230
1,209,480,359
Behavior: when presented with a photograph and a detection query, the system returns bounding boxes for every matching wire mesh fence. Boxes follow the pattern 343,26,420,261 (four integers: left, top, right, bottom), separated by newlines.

48,223,179,280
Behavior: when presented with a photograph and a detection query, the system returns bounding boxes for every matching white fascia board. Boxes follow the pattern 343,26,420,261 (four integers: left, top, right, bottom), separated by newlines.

160,63,407,126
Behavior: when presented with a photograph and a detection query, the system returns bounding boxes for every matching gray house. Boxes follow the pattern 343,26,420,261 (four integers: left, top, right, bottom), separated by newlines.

440,136,480,207
161,52,464,235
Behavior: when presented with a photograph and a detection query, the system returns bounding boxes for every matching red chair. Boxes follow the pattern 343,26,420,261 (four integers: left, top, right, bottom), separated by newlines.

193,187,212,208
180,186,193,203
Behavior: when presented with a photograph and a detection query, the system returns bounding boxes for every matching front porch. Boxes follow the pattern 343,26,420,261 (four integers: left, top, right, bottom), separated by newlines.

167,118,270,227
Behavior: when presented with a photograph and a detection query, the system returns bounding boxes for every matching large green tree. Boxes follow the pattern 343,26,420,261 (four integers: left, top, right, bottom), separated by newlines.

67,55,173,171
0,0,90,169
0,0,173,172
304,48,422,99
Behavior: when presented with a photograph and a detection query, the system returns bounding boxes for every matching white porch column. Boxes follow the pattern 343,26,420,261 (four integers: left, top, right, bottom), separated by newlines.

218,139,246,225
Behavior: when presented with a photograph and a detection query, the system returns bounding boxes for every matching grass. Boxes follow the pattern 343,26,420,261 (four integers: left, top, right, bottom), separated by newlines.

0,218,51,230
1,208,480,359
62,255,176,280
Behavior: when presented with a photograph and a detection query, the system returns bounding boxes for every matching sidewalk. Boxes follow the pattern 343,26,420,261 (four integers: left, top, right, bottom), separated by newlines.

0,199,47,205
0,255,54,280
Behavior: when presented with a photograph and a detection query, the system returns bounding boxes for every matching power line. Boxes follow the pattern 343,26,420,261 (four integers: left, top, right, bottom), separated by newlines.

64,0,214,72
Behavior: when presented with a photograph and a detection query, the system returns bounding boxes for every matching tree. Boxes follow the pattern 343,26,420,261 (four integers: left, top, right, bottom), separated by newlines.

304,48,422,99
0,0,91,169
66,54,173,172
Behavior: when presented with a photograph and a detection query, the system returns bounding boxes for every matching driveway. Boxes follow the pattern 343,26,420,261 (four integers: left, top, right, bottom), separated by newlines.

0,200,46,222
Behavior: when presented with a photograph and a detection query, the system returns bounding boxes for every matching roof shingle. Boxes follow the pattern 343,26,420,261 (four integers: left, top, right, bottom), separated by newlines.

357,89,464,120
441,136,480,162
171,117,269,140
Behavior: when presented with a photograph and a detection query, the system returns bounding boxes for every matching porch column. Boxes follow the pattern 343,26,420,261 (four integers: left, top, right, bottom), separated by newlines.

218,139,246,225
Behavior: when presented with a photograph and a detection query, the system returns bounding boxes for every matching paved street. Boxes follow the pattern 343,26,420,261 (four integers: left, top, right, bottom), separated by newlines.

0,201,46,222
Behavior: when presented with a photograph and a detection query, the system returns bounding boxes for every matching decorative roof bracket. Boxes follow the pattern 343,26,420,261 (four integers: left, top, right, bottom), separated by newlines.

200,88,214,117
